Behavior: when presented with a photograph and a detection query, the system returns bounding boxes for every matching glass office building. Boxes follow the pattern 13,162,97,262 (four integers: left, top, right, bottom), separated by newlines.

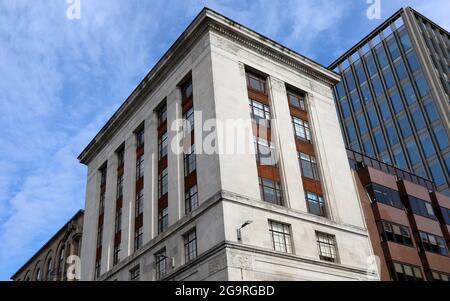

329,7,450,196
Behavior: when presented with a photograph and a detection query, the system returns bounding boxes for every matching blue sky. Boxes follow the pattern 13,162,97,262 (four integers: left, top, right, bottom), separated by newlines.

0,0,448,280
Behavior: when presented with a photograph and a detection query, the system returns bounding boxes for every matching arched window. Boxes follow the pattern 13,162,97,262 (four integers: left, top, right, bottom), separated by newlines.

36,269,42,281
46,258,53,281
58,246,65,279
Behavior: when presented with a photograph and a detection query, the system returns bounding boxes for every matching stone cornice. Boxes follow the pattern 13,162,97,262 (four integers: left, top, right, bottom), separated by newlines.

78,8,340,165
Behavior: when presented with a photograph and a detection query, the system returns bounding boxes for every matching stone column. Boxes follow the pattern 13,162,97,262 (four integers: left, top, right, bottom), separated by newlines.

267,76,307,212
167,87,184,225
102,152,117,272
143,113,158,241
121,135,136,257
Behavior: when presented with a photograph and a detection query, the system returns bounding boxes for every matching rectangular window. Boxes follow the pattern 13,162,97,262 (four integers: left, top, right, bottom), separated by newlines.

116,175,123,199
418,231,448,256
134,227,143,251
287,90,306,110
409,196,436,219
184,144,196,176
129,266,140,281
378,220,413,246
155,250,167,280
299,152,320,180
158,168,168,198
94,261,101,279
96,225,103,248
136,127,145,148
292,117,311,142
441,207,450,225
182,79,193,102
306,191,326,217
390,261,423,281
100,166,107,186
316,232,337,262
99,192,105,215
431,271,450,281
158,132,168,159
249,99,271,128
246,72,266,93
158,207,168,233
185,185,198,214
183,107,194,132
365,183,402,208
157,103,167,126
269,221,292,253
113,244,120,266
184,229,197,263
117,148,125,167
136,154,144,180
135,189,143,217
254,138,276,166
259,177,283,206
115,208,122,234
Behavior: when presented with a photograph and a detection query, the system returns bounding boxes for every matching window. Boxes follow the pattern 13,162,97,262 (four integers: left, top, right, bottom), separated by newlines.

365,183,402,208
249,99,271,128
419,132,435,157
387,37,400,59
365,54,377,76
254,138,276,166
415,73,429,97
58,247,65,278
287,90,306,110
46,259,53,281
407,52,420,72
340,98,351,118
399,30,412,51
408,196,436,219
269,221,292,253
356,115,368,135
299,152,320,180
433,125,449,151
36,269,42,281
259,177,283,206
378,220,413,246
355,61,366,83
158,168,168,198
386,123,399,146
136,154,144,180
306,191,326,217
390,90,404,114
97,225,103,248
185,185,198,214
375,46,388,68
183,106,194,132
99,192,105,215
94,261,101,280
402,81,417,105
441,207,450,225
136,127,145,148
134,226,143,251
135,189,143,217
378,99,391,120
113,244,120,266
157,103,167,126
116,175,123,199
374,129,386,153
418,232,448,256
316,232,337,262
158,132,168,159
394,59,407,81
351,93,361,112
362,138,375,157
117,148,125,166
344,70,355,91
246,72,266,93
130,266,140,281
158,207,168,233
411,107,426,130
398,115,412,138
100,166,107,186
115,208,122,234
155,250,167,280
404,146,418,168
184,229,197,262
431,271,450,281
360,83,372,103
367,106,379,128
182,79,193,101
372,75,383,97
292,117,311,142
383,67,395,89
424,100,439,122
346,120,357,143
184,144,196,176
390,262,423,281
393,147,407,170
429,159,445,186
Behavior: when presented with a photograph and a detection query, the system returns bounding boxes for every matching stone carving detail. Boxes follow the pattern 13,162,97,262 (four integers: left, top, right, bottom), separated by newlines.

270,77,285,92
231,253,252,270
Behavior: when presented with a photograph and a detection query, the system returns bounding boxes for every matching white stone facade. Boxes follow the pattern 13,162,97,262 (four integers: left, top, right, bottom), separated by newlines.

78,9,377,281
